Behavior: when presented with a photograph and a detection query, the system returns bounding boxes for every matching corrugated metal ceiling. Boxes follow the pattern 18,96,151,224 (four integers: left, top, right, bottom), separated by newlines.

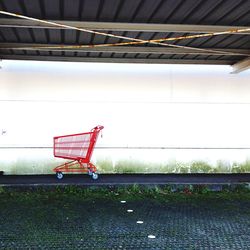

0,0,249,65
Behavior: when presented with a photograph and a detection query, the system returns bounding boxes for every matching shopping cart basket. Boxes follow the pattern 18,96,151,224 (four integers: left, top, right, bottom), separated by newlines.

53,125,104,180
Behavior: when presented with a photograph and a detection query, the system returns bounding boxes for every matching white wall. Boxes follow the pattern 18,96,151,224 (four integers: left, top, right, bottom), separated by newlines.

0,60,250,174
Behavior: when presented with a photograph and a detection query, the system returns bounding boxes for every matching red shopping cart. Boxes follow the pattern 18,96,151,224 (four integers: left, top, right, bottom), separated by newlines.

53,125,104,180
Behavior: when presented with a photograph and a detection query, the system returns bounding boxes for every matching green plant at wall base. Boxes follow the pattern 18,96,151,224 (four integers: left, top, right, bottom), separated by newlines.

232,162,240,173
2,156,250,174
231,160,250,173
159,161,190,173
96,158,114,173
8,159,55,175
238,160,250,173
176,162,190,173
114,159,147,173
190,161,213,173
159,161,177,173
212,160,231,173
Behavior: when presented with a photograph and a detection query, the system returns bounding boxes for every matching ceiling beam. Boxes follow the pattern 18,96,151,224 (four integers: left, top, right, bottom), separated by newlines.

231,58,250,73
0,54,234,65
0,18,249,34
0,43,249,56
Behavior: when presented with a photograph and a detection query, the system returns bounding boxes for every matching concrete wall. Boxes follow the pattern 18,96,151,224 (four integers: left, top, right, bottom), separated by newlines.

0,60,250,174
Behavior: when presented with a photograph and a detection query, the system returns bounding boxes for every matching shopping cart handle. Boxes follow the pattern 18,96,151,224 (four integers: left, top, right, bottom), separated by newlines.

93,125,104,130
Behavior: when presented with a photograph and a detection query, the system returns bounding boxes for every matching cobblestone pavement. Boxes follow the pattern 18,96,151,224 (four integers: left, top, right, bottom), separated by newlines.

1,192,250,249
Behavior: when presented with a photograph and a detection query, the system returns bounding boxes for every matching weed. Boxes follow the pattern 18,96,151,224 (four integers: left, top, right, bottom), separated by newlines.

96,158,114,173
114,160,147,173
0,186,5,194
190,161,212,173
213,160,231,173
2,158,250,174
238,160,250,173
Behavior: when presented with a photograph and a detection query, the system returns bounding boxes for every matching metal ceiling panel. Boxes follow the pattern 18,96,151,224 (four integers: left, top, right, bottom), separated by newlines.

63,0,81,20
115,0,142,22
0,0,22,14
64,29,77,44
91,32,108,45
1,28,17,42
215,1,250,25
22,0,42,18
1,49,12,55
129,0,163,23
51,50,62,56
43,0,61,19
48,29,61,43
164,0,204,24
38,50,49,56
98,0,121,22
219,55,246,61
136,31,156,41
227,36,250,49
124,53,138,58
180,0,225,25
77,52,88,57
148,0,183,24
98,31,125,44
13,49,25,55
88,52,100,57
15,28,32,42
234,12,250,26
78,31,92,45
160,54,176,59
100,52,113,58
135,53,148,59
80,0,102,21
201,0,247,25
31,28,48,43
64,51,75,57
182,54,195,60
147,54,160,59
0,31,5,42
198,35,245,49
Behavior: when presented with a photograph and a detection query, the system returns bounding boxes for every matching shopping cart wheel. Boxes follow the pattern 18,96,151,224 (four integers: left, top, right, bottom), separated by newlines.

92,172,98,180
88,170,93,176
56,172,64,180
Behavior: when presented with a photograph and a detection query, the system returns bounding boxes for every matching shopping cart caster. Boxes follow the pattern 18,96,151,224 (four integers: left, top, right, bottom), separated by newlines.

92,172,98,180
56,172,64,180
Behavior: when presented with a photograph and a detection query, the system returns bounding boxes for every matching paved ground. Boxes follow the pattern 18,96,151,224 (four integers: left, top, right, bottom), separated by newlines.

0,188,250,249
1,173,250,186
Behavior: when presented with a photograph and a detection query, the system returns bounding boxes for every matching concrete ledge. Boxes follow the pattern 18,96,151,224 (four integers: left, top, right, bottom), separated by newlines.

0,173,250,187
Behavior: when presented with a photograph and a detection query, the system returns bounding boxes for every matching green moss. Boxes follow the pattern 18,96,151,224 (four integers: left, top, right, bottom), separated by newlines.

1,185,250,205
